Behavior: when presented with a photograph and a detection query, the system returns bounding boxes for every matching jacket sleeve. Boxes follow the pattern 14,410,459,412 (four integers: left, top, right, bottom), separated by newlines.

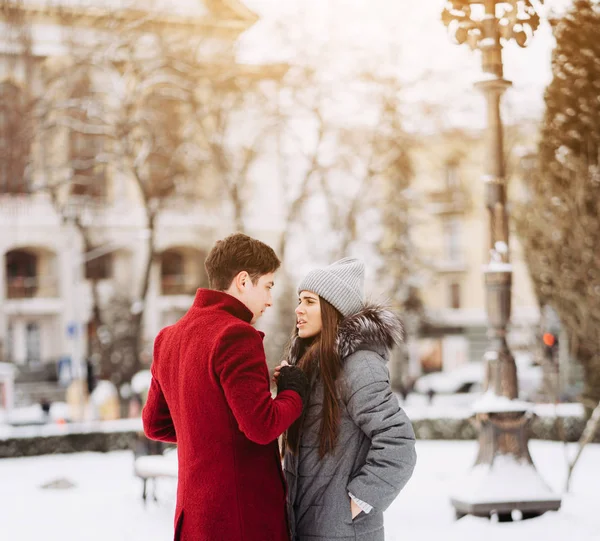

142,332,177,443
345,356,417,513
214,324,303,445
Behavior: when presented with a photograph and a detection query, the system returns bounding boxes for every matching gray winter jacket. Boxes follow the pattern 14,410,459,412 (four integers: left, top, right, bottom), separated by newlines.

283,305,417,541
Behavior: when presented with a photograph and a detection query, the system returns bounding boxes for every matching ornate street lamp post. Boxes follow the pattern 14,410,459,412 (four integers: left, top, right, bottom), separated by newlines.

441,0,561,520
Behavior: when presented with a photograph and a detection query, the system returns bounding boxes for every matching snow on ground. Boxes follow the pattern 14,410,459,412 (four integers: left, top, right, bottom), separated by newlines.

400,393,584,421
0,440,597,541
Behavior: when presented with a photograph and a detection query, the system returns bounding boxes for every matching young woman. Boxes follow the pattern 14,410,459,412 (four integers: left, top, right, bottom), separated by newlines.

278,257,417,541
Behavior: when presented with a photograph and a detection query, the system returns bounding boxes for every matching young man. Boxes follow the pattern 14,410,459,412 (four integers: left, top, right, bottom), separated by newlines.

143,233,308,541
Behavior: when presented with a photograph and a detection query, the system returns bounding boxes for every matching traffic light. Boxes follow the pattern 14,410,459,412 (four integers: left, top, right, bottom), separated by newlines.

543,332,559,362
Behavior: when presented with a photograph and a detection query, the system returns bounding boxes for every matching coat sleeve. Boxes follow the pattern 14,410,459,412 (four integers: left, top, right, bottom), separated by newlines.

214,323,303,445
345,356,416,513
142,331,177,443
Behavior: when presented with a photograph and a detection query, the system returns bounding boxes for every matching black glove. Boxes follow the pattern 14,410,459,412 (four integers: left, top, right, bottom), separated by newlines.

277,365,309,407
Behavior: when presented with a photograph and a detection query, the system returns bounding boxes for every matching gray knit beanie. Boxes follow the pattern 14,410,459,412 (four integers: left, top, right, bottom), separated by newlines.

297,257,365,317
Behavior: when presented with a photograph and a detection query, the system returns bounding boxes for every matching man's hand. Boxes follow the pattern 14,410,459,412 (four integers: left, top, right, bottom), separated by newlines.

351,497,362,520
272,360,289,383
276,365,309,406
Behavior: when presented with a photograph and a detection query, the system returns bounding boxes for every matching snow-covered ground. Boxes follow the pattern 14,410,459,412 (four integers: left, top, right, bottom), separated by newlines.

0,440,597,541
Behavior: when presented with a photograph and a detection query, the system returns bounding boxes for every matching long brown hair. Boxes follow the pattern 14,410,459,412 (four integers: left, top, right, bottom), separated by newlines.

285,297,343,458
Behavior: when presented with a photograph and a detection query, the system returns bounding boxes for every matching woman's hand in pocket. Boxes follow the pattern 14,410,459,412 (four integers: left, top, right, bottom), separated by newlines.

350,498,362,520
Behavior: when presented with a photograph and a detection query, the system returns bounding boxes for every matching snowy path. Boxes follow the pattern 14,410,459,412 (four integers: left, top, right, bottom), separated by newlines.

0,440,597,541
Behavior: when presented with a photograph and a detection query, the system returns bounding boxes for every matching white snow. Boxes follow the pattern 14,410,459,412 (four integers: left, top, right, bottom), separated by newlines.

533,402,584,418
479,38,497,48
0,440,598,541
414,362,484,394
89,380,118,407
483,262,514,273
0,417,142,440
401,393,583,421
0,401,72,427
134,448,177,479
495,241,509,254
451,454,558,505
472,391,532,414
131,370,152,394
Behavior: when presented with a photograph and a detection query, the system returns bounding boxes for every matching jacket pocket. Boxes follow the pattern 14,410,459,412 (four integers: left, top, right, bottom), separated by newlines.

352,510,384,540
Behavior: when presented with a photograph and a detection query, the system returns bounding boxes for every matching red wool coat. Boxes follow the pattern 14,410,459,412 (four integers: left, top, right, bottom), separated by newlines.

143,289,303,541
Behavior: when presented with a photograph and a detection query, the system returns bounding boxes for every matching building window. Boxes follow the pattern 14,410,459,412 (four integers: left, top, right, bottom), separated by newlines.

25,322,41,364
85,253,113,280
6,249,38,298
0,82,29,194
160,249,208,295
6,323,14,363
445,162,460,190
161,250,186,295
444,218,462,262
449,282,461,310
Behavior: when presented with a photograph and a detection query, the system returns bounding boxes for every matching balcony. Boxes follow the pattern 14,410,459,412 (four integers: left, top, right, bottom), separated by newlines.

6,276,59,299
4,248,61,314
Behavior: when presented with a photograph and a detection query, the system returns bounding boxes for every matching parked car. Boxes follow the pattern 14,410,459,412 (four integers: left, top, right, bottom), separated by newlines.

414,363,484,395
414,353,543,400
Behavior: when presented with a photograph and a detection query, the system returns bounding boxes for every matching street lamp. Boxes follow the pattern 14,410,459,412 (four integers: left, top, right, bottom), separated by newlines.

441,0,561,520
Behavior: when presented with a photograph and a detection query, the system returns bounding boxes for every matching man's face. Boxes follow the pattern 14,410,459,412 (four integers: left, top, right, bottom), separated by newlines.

241,273,275,324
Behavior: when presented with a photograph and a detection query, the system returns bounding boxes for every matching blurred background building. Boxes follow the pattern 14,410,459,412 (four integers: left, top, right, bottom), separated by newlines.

0,0,281,409
0,0,588,416
409,126,540,370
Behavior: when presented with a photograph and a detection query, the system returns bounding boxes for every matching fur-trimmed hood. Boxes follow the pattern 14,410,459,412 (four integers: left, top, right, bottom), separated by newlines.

288,304,404,364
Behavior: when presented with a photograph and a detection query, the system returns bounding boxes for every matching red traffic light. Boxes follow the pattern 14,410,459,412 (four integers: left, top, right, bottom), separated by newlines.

543,333,556,347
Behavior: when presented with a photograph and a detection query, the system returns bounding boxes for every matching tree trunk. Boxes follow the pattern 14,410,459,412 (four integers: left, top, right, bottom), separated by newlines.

230,183,245,233
581,354,600,419
72,218,105,362
88,278,103,357
565,400,600,492
131,212,157,378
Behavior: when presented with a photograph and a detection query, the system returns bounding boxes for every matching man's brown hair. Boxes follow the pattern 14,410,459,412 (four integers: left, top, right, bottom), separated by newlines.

204,233,281,291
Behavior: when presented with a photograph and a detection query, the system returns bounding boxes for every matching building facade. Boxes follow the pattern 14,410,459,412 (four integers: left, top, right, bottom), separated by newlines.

1,2,550,399
408,126,540,373
0,0,266,382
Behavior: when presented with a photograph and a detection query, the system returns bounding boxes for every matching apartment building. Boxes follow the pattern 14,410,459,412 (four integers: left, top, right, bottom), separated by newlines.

0,0,266,379
409,126,540,373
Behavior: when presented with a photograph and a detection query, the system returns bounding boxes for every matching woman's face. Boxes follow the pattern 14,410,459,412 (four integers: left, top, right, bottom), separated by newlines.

295,291,322,339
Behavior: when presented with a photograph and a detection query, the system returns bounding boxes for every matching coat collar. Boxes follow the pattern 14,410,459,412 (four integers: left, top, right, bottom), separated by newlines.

193,288,254,324
336,304,404,359
288,304,404,363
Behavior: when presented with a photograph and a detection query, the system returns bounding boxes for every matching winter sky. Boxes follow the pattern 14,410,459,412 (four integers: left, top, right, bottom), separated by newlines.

240,0,575,130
